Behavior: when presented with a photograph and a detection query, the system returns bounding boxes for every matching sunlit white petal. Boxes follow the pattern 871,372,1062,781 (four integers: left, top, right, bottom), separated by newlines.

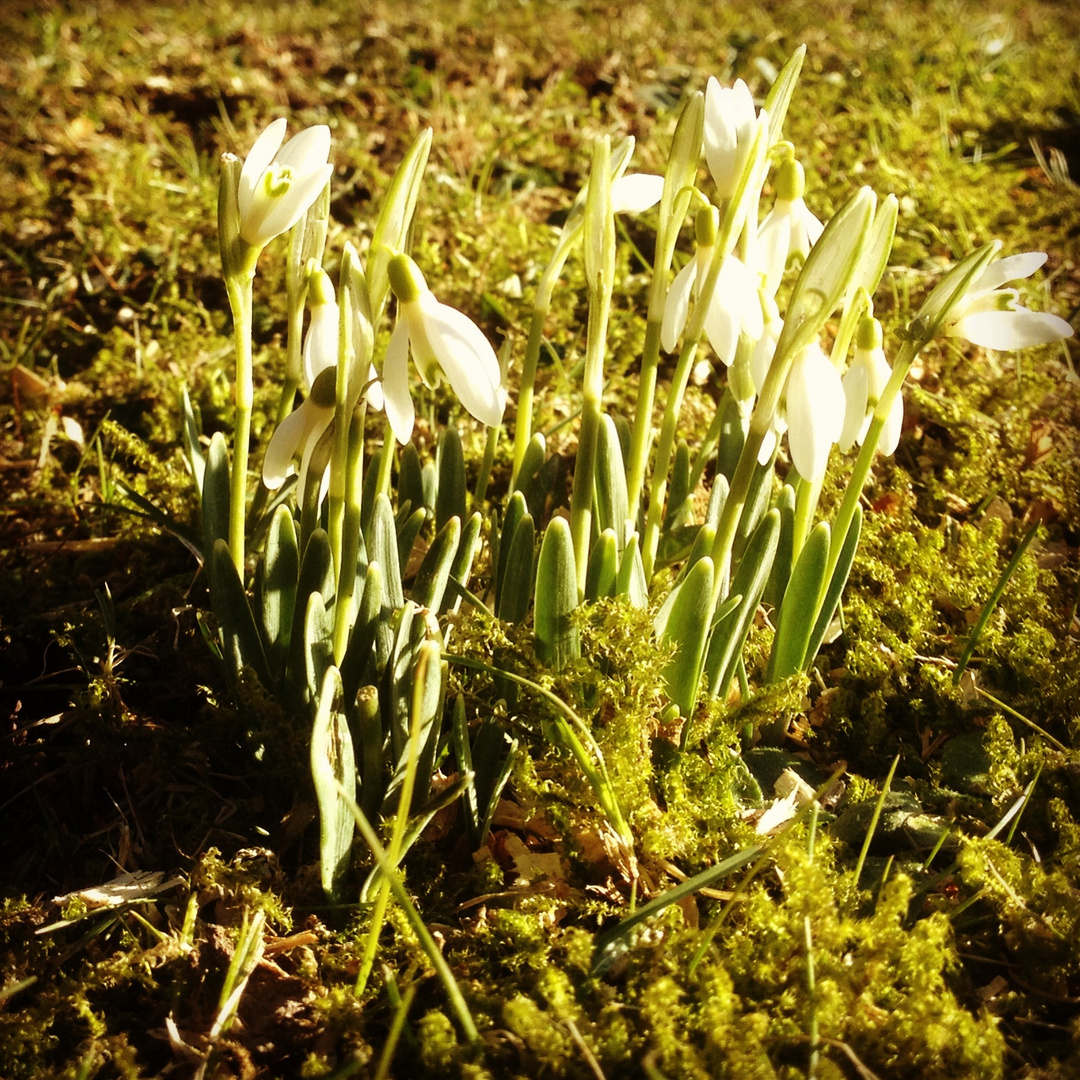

302,297,340,389
611,174,664,214
262,395,332,490
971,251,1047,295
949,309,1075,351
661,259,697,352
382,319,415,445
419,296,504,428
236,121,332,248
785,345,844,482
238,118,287,223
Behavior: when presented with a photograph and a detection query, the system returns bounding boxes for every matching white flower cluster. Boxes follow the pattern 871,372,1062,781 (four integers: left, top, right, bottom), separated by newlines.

660,80,1074,482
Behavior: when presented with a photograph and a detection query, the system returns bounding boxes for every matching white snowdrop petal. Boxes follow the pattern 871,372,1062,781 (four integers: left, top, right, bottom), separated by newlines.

880,393,904,457
382,320,416,444
786,348,844,481
951,308,1074,350
423,301,504,428
661,259,697,353
303,301,340,389
839,363,870,453
275,125,331,171
972,251,1047,295
238,118,287,220
263,399,320,489
611,173,664,214
249,164,333,247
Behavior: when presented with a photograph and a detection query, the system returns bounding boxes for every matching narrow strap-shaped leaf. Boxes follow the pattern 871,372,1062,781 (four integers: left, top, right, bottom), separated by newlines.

496,512,535,623
768,520,830,682
764,484,796,608
534,517,580,670
803,503,863,670
181,386,206,495
260,505,299,671
705,472,728,531
304,590,335,707
367,492,405,609
591,844,764,977
705,508,781,703
715,390,746,485
412,514,461,612
496,491,528,611
514,432,547,495
436,427,467,533
660,556,714,719
383,633,441,816
310,665,356,903
398,443,425,518
595,414,629,550
210,538,271,689
383,603,423,765
451,694,480,841
202,432,231,566
444,511,483,614
663,438,693,532
396,505,427,580
616,532,648,610
733,450,776,563
585,528,618,601
287,528,334,696
342,561,384,702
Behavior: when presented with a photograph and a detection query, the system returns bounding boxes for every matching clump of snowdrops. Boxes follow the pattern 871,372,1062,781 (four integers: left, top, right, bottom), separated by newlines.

187,48,1073,938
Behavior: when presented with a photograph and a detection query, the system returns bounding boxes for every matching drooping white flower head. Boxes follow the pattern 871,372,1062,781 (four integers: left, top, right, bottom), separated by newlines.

783,341,845,482
238,119,333,249
944,251,1074,350
302,269,339,390
757,155,824,298
383,253,504,444
262,366,336,494
661,204,764,363
839,316,902,455
704,77,758,200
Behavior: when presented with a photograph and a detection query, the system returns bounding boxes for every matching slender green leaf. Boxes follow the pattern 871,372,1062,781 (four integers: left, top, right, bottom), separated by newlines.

534,517,580,670
310,665,356,903
768,520,830,682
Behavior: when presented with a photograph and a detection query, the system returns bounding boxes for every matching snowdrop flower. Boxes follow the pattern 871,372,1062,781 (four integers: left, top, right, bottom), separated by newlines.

383,253,504,444
839,316,902,455
944,251,1074,350
262,366,336,493
238,118,333,249
704,77,758,200
301,269,340,389
758,154,823,298
783,342,845,482
661,205,763,363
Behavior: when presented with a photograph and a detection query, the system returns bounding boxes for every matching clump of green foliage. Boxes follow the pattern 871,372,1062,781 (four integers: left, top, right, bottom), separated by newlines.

3,1,1080,1078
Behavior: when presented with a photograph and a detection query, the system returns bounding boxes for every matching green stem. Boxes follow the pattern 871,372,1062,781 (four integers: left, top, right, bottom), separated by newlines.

333,403,367,663
510,298,551,488
625,317,663,527
225,272,254,573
